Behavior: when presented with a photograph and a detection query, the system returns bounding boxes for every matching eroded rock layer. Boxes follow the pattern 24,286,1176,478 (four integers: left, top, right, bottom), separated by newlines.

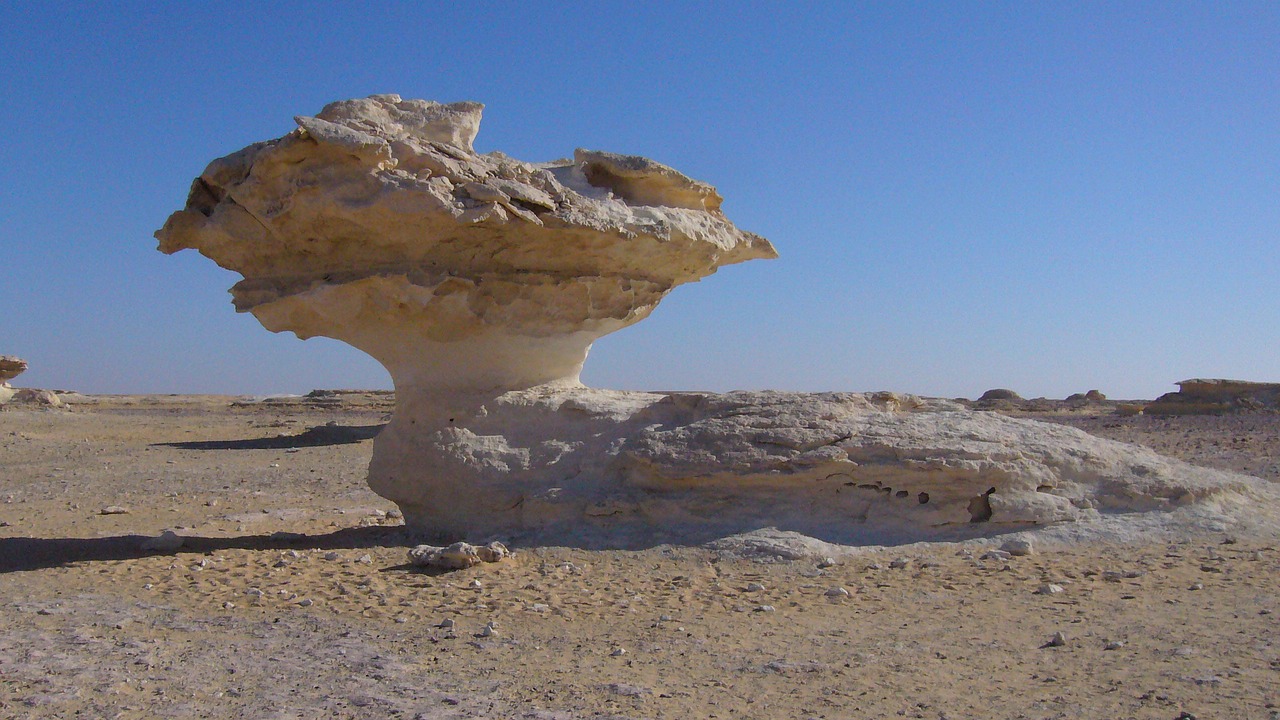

374,386,1267,546
156,95,775,391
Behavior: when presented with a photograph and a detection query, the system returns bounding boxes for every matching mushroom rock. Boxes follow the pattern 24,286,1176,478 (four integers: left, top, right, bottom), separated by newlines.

0,356,27,405
156,96,1276,546
0,356,26,383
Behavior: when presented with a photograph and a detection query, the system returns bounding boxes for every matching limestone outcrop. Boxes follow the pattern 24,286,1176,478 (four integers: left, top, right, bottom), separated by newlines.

1146,379,1280,415
367,386,1265,546
157,96,1274,546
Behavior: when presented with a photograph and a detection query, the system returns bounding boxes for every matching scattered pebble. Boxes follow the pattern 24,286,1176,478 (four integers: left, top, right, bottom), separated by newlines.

889,558,911,569
825,586,851,599
817,557,837,568
610,646,626,656
981,550,1012,561
1036,583,1065,595
1104,640,1125,650
754,605,776,613
745,582,766,593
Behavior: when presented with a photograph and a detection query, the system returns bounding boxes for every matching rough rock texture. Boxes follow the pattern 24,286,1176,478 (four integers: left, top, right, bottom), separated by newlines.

1146,378,1280,415
156,94,775,393
156,96,1272,546
369,386,1268,546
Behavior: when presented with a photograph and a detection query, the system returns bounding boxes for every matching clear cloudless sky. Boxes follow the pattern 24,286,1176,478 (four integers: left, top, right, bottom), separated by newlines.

2,2,1277,400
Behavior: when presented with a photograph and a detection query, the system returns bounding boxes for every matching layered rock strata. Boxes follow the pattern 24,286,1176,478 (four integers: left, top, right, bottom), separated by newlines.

157,95,775,393
157,96,1271,545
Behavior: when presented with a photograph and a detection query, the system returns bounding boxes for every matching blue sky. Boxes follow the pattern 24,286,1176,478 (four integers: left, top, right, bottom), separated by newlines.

2,2,1276,399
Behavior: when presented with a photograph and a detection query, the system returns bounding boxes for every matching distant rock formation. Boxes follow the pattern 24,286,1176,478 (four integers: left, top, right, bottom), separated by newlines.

0,355,26,383
0,355,25,404
978,388,1022,402
1065,389,1107,403
1146,379,1280,415
156,96,1273,545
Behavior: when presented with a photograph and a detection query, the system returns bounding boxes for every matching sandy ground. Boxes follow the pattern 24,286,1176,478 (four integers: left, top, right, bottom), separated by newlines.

2,395,1278,719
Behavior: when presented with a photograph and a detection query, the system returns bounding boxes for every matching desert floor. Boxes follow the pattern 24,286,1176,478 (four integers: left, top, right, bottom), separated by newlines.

2,395,1278,720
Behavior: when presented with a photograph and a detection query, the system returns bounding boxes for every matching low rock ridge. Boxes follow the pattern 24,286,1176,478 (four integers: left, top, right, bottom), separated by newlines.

1146,379,1280,415
373,386,1267,547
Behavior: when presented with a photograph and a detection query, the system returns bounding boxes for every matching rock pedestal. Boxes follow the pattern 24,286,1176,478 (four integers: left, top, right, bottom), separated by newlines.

158,96,1272,546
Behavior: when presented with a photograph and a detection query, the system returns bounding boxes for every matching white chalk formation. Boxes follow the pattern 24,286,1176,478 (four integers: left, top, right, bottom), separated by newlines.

0,356,24,405
158,95,1274,546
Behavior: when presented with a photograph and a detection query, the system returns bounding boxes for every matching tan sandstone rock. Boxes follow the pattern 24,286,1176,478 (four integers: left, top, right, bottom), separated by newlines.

157,96,1276,547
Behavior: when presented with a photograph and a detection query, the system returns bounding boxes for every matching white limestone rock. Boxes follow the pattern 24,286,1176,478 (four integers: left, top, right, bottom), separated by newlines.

156,96,1278,549
370,385,1273,547
156,94,775,396
0,356,26,405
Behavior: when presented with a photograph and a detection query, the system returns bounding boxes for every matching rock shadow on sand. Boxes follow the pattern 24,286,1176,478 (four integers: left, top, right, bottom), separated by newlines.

0,526,404,573
156,423,384,451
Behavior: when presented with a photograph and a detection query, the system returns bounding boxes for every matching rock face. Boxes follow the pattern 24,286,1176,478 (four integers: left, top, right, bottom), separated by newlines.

1146,379,1280,415
157,96,1272,546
